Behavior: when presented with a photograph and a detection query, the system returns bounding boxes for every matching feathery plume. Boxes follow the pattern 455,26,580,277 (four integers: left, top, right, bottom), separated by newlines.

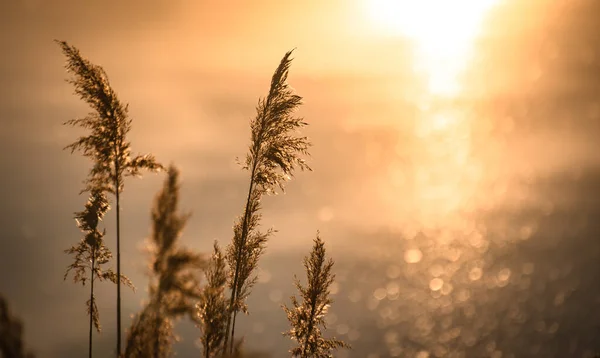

282,233,349,357
57,39,163,356
64,190,134,358
196,241,229,358
223,49,311,354
124,166,205,358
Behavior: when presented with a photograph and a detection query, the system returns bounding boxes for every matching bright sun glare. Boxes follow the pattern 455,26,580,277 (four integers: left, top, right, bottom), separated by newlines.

363,0,500,223
366,0,499,95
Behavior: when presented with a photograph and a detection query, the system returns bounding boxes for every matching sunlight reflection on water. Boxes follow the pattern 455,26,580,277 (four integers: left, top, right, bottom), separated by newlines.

234,1,600,356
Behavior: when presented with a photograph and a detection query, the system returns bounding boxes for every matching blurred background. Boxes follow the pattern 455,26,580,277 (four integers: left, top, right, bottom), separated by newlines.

1,0,599,356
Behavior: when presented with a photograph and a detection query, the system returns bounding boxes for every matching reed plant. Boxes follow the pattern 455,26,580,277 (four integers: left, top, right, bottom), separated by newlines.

57,40,163,356
223,49,311,355
124,166,205,358
282,233,349,358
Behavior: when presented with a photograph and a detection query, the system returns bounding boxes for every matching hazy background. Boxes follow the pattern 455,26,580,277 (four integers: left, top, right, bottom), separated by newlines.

1,0,599,357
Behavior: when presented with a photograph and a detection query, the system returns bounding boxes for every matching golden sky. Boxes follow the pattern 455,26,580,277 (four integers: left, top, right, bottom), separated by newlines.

1,0,600,356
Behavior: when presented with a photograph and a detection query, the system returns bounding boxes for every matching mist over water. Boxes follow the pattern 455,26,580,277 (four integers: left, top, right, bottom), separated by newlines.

218,1,600,356
1,0,600,357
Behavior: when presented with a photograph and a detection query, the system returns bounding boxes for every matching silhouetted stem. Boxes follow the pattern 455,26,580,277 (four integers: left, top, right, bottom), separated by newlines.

115,160,122,357
224,80,274,355
224,168,257,354
153,293,163,358
229,311,238,354
89,249,95,358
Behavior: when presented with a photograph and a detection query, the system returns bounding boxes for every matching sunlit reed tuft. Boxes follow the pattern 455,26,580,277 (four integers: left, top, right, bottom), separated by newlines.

57,40,163,356
223,49,311,354
64,190,134,358
282,233,349,358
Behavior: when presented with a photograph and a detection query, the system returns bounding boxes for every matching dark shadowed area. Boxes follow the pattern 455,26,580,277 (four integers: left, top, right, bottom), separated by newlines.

1,0,599,357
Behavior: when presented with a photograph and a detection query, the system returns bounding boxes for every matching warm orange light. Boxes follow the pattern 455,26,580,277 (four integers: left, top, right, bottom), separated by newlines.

365,0,499,95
